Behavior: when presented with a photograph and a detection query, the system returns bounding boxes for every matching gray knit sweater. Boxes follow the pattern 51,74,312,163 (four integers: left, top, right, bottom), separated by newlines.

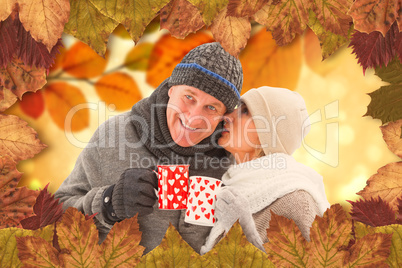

55,79,230,254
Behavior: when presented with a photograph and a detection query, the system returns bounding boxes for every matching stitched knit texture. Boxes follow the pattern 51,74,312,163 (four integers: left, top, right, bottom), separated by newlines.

168,42,243,113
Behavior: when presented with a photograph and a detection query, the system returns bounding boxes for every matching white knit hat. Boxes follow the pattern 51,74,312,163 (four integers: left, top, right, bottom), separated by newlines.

241,86,311,155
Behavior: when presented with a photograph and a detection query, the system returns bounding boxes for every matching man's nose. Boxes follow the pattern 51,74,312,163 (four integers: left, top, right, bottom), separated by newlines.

186,104,205,124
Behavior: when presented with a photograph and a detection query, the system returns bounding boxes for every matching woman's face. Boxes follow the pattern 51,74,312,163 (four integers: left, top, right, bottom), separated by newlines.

218,102,261,159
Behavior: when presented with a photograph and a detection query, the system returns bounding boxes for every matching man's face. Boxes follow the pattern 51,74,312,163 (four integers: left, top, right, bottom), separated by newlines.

166,85,226,147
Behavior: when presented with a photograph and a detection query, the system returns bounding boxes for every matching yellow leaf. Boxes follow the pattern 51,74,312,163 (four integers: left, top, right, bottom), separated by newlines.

380,120,402,158
227,0,270,17
64,0,119,57
137,224,204,267
0,225,54,267
307,204,352,267
95,72,142,111
187,0,228,26
112,24,132,40
0,115,46,163
210,7,251,57
0,87,18,113
62,41,108,78
0,58,46,100
239,28,302,93
43,82,89,132
18,0,70,52
205,222,274,267
160,0,205,39
124,42,154,71
264,212,309,267
16,236,62,268
0,0,16,21
99,215,145,267
57,207,100,267
146,32,214,88
357,162,402,211
354,223,402,267
90,0,170,43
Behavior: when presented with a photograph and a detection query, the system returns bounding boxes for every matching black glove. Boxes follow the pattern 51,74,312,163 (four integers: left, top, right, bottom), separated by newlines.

103,168,158,222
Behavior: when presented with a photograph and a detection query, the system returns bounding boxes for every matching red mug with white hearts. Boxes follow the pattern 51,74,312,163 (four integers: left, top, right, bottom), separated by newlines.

184,176,222,226
157,165,189,210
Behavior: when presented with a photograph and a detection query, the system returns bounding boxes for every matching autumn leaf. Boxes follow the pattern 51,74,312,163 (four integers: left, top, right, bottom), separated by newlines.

19,91,45,119
380,119,402,157
349,22,400,73
307,9,353,60
95,72,142,111
124,42,154,71
264,212,309,267
0,57,46,101
43,82,89,132
146,32,214,88
61,41,108,79
160,0,205,39
348,197,396,227
357,162,402,211
0,225,54,267
210,6,251,57
0,115,46,163
98,215,144,267
354,223,402,267
112,24,132,40
398,198,402,224
20,184,63,230
239,28,302,93
227,0,270,18
0,155,38,228
0,14,18,68
365,59,402,124
187,0,228,26
137,224,205,267
254,0,309,46
0,88,18,113
343,233,392,267
90,0,170,43
48,45,67,73
307,204,353,267
64,0,119,57
57,207,100,267
348,0,401,36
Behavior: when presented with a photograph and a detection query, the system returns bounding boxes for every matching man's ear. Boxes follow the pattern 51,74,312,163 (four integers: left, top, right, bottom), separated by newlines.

168,86,174,97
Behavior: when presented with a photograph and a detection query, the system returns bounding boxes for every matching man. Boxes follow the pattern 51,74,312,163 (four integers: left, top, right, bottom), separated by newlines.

55,42,243,254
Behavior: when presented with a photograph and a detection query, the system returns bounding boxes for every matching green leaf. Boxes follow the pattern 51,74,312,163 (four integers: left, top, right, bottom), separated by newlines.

0,225,54,267
64,0,119,57
205,222,274,268
90,0,170,43
137,224,205,267
124,42,153,71
375,58,402,84
186,0,229,26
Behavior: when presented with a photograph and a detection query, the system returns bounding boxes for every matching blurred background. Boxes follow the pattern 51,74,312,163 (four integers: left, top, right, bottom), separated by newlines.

5,22,400,209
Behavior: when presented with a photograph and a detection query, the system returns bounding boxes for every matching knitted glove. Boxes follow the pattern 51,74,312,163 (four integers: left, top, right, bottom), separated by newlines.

215,188,265,252
111,168,158,220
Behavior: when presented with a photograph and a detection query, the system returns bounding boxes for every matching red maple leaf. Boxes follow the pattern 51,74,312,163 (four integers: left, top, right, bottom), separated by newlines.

349,22,401,73
348,197,396,227
20,184,64,230
0,15,18,68
397,197,402,224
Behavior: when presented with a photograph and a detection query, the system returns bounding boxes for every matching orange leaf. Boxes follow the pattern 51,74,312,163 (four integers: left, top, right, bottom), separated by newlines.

146,32,214,88
160,0,205,39
95,72,142,111
0,155,39,228
16,236,62,268
264,212,309,267
43,82,89,132
0,57,46,101
227,0,270,17
307,204,353,267
48,45,67,73
343,233,392,267
124,42,154,71
380,119,402,158
61,41,108,79
99,215,145,266
210,7,251,57
0,88,18,113
19,91,45,119
0,114,47,162
357,162,402,211
57,207,100,267
239,28,302,93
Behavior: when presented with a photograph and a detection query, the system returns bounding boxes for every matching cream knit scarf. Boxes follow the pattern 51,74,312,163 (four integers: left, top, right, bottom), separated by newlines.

221,153,330,215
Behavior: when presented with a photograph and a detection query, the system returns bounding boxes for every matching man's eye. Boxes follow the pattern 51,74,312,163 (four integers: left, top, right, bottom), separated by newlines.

208,105,216,111
185,95,193,100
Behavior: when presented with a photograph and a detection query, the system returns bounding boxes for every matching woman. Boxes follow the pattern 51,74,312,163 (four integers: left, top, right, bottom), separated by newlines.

201,86,330,254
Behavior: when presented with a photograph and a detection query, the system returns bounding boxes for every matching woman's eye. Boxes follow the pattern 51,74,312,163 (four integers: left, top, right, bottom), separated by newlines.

241,106,248,114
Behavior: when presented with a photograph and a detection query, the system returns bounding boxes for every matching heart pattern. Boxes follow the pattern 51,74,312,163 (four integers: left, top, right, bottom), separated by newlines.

158,165,189,210
184,176,222,226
